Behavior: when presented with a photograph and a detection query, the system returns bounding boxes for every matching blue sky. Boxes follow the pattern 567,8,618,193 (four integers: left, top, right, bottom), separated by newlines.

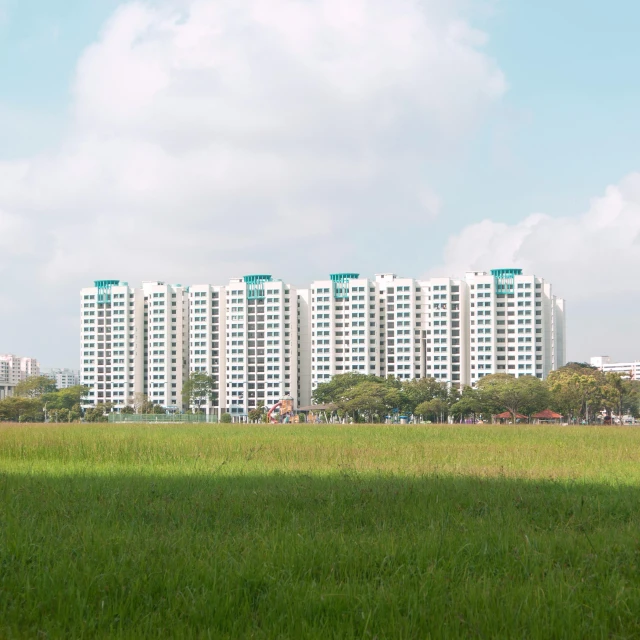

477,0,640,218
4,0,639,199
1,0,639,367
0,0,119,153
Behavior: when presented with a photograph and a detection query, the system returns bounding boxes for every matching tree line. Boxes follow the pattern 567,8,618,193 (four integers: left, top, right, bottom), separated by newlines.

2,364,638,424
0,371,222,423
0,377,177,422
0,377,88,422
311,363,640,424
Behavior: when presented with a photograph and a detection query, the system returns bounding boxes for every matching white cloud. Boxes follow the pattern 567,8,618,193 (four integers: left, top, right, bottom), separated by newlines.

0,0,505,365
0,209,43,270
433,173,640,300
428,173,640,360
0,0,504,282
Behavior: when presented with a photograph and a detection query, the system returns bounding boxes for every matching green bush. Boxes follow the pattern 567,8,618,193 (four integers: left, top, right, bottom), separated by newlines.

220,413,232,423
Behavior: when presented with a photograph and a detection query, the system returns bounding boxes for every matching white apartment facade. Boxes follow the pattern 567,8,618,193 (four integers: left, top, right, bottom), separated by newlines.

142,281,189,409
376,274,423,381
0,354,40,385
222,276,298,418
187,284,226,414
0,359,16,399
308,273,469,388
80,280,188,409
308,274,382,393
44,369,81,389
297,289,312,408
420,277,470,385
80,280,137,407
463,269,566,383
80,268,566,415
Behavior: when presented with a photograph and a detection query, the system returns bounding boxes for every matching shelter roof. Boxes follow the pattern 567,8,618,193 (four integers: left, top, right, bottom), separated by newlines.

532,409,563,419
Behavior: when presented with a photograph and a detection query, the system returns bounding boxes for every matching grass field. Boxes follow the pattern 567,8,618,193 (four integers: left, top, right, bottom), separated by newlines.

1,423,640,638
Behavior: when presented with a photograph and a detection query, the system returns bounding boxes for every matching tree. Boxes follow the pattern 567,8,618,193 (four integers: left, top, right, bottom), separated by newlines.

48,406,82,422
623,381,640,418
602,374,640,423
44,385,88,410
128,393,150,414
449,386,486,422
564,362,598,371
140,399,156,414
248,401,265,423
415,398,448,423
312,372,385,405
121,405,135,414
331,378,408,423
547,365,606,423
182,372,216,412
0,396,44,422
341,381,388,422
477,374,549,422
84,402,113,423
0,384,89,423
402,377,449,413
49,408,70,423
220,413,232,423
14,376,57,398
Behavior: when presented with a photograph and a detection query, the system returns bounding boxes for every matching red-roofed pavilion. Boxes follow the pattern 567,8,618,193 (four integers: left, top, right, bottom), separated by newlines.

532,409,563,424
494,411,528,423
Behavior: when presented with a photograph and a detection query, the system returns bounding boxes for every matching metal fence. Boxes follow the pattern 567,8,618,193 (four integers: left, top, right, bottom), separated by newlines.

108,413,219,423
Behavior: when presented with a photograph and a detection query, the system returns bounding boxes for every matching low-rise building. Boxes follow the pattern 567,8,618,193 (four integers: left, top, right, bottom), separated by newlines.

590,356,640,380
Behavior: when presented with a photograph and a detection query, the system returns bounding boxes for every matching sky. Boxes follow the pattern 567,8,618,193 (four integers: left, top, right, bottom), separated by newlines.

1,0,639,368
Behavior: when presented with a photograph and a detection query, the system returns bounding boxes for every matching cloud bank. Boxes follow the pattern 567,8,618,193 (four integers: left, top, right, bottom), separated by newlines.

433,172,640,300
4,0,638,366
431,172,640,362
1,0,505,285
0,0,508,365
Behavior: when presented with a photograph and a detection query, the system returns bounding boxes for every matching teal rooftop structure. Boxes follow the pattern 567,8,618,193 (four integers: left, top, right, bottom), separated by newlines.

94,279,120,304
490,269,523,295
243,274,273,300
330,273,359,299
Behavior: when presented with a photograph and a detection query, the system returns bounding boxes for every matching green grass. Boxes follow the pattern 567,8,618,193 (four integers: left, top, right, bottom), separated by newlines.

1,424,640,638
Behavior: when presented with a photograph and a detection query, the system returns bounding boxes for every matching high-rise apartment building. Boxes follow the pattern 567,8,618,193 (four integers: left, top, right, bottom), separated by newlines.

80,280,188,409
463,269,566,382
187,283,226,414
421,277,470,385
0,354,40,385
81,280,137,407
375,274,424,381
80,268,566,416
0,355,39,399
222,276,299,417
142,281,189,409
307,273,469,388
308,274,381,392
44,369,81,389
